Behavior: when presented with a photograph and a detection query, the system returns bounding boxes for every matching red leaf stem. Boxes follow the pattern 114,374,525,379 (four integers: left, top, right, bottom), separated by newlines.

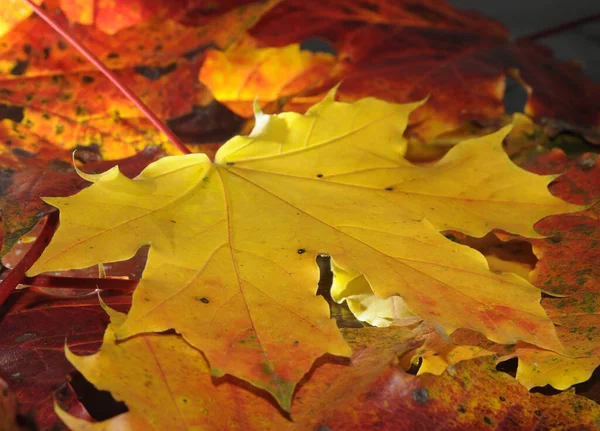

20,0,191,155
519,13,600,42
0,212,59,306
21,275,138,291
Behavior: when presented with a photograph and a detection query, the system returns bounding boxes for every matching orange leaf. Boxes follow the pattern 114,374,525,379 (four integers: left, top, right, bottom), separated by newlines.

203,0,600,141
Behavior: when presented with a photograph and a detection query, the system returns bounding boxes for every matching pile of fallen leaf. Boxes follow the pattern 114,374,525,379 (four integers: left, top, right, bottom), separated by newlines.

0,0,599,430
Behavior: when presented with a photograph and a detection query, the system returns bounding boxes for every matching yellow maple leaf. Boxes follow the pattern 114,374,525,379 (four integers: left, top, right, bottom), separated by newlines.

28,90,580,409
55,304,288,430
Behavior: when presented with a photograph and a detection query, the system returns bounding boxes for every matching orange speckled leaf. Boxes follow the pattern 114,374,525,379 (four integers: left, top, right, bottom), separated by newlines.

200,0,600,141
406,324,499,377
55,321,600,430
523,150,600,296
291,328,600,431
200,38,336,116
508,293,600,391
0,0,278,158
493,149,600,391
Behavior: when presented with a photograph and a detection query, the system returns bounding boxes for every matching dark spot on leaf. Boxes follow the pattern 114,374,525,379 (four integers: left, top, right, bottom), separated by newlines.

55,123,64,135
195,297,210,304
133,63,177,81
59,92,73,101
483,416,493,426
22,44,32,55
43,46,51,59
297,248,306,254
0,104,24,122
457,405,466,414
183,42,218,61
549,236,561,244
412,387,428,404
57,40,68,50
170,220,176,223
534,410,542,417
385,187,393,191
499,396,506,402
81,75,95,84
294,340,299,345
10,60,29,76
106,52,119,59
11,148,35,158
25,92,33,102
316,174,323,178
226,162,235,166
75,105,87,116
0,88,13,96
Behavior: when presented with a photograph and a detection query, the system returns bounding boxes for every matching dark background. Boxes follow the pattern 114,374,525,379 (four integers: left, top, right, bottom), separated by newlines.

451,0,600,82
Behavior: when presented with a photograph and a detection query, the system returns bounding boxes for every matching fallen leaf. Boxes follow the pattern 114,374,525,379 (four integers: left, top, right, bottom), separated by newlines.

491,149,600,390
56,306,288,430
57,313,600,430
0,288,131,429
0,0,278,159
200,38,336,116
522,150,600,296
202,0,600,141
28,92,579,408
290,331,600,431
510,293,600,391
0,146,165,257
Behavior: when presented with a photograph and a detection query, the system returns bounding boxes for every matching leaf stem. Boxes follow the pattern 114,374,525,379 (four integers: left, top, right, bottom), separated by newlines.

0,212,59,306
21,0,191,155
519,13,600,42
22,275,138,291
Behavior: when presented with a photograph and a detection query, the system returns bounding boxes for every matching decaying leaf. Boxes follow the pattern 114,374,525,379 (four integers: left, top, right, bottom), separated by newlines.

491,149,600,391
27,92,580,408
56,316,600,430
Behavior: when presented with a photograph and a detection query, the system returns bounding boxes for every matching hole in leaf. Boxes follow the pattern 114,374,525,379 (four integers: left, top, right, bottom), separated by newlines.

502,75,528,114
405,356,422,375
70,371,128,421
315,255,364,329
495,357,518,377
300,38,337,55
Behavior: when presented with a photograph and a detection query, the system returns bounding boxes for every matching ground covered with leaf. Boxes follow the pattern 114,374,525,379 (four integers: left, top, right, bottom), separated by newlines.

0,1,599,430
